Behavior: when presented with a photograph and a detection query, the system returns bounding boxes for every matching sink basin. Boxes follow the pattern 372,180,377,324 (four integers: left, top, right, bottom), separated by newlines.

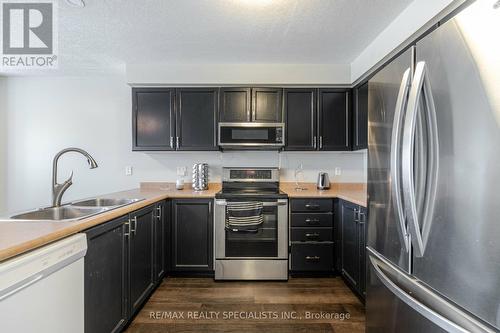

71,198,143,208
10,206,107,222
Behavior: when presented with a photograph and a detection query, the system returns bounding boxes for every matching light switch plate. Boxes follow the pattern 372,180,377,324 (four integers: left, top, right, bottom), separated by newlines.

335,167,342,176
125,166,133,176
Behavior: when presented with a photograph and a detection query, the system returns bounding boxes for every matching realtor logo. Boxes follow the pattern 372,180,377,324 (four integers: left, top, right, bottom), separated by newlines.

1,0,58,70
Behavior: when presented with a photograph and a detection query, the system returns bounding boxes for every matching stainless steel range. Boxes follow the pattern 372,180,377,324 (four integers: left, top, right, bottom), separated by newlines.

214,167,288,280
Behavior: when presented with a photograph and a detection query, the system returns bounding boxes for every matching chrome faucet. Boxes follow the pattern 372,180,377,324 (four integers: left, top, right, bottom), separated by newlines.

52,148,98,207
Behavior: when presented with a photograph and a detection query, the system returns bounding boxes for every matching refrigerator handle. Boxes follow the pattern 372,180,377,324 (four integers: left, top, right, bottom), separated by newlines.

368,248,496,333
402,61,440,257
390,67,412,252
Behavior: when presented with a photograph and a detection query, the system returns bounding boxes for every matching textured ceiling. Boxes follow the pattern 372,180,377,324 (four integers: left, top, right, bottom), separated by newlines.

24,0,414,74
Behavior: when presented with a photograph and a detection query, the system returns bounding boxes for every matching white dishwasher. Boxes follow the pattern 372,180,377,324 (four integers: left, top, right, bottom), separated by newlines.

0,233,87,333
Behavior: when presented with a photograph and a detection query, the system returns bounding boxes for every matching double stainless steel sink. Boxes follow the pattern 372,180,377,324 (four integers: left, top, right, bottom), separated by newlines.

9,198,143,222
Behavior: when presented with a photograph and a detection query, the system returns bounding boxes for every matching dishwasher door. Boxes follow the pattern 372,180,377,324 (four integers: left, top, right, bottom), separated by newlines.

0,234,87,333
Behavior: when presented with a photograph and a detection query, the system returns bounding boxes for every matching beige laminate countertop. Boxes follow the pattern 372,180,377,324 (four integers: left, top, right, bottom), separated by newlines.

0,181,365,262
0,184,221,263
281,182,367,207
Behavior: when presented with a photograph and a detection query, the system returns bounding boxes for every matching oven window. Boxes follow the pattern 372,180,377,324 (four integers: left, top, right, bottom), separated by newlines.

225,204,278,258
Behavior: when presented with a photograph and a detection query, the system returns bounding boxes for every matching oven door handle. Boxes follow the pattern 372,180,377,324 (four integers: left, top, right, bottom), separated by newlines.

215,201,286,207
225,227,259,233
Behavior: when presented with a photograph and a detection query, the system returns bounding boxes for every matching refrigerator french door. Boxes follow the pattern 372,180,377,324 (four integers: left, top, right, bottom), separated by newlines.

367,1,500,332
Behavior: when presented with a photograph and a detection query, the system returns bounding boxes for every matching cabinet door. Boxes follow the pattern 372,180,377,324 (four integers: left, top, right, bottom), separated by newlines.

129,205,155,315
284,89,317,150
334,199,342,273
219,88,251,122
318,89,351,151
153,201,167,284
176,88,218,151
132,88,175,151
84,216,128,333
358,206,367,297
252,88,283,122
341,200,360,288
172,199,213,272
352,82,368,150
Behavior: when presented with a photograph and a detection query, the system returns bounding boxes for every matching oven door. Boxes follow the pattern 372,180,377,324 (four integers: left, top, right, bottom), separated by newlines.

218,123,285,148
215,199,288,259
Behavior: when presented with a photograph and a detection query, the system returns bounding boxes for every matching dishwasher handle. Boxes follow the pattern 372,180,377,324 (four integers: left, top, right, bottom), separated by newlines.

0,274,43,301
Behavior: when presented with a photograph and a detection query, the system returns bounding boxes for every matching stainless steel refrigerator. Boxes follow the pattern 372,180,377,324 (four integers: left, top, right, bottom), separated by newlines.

366,1,500,332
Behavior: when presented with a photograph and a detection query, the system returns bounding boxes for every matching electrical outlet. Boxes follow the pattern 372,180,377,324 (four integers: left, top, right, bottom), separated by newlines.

177,166,187,176
125,166,133,176
335,167,342,176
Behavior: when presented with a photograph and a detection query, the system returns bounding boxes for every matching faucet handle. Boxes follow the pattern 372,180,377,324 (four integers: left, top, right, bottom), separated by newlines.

64,171,74,185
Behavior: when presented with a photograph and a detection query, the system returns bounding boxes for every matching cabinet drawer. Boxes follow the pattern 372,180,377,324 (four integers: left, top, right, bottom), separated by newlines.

291,199,333,212
291,228,333,242
291,213,333,227
291,243,333,271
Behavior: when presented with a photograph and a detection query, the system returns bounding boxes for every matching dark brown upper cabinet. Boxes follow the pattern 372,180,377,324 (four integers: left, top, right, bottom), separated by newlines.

318,89,351,151
219,88,251,122
132,88,217,151
219,87,283,123
284,89,317,151
252,88,283,123
352,82,368,150
175,88,218,151
132,88,175,151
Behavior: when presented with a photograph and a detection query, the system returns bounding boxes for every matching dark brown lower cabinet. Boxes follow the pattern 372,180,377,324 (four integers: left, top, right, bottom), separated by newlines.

84,216,129,333
129,205,155,315
289,198,335,273
339,199,367,298
171,199,213,273
84,201,168,333
153,201,168,283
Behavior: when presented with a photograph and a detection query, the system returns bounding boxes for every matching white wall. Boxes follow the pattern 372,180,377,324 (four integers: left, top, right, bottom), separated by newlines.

3,75,366,213
127,63,351,86
0,78,6,215
351,0,462,82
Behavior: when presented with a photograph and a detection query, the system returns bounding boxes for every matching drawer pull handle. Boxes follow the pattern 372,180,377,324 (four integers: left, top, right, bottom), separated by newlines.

306,256,321,261
305,204,320,210
305,218,320,224
305,233,320,239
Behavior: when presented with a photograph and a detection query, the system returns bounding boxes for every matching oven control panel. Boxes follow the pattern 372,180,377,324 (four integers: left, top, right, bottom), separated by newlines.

223,167,280,182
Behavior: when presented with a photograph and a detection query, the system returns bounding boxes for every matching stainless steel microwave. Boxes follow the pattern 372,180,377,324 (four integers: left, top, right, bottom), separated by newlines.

218,122,285,149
